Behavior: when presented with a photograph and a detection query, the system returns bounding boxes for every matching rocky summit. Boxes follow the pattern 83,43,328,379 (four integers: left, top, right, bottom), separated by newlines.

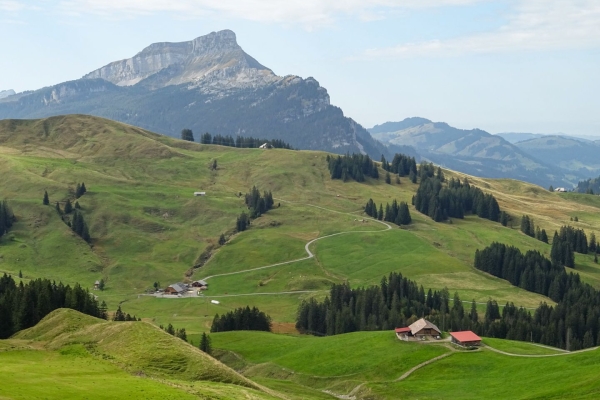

0,30,386,157
0,89,15,99
83,30,279,92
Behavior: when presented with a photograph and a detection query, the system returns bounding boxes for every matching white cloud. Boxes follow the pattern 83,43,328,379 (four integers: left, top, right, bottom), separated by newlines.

363,0,600,57
57,0,485,27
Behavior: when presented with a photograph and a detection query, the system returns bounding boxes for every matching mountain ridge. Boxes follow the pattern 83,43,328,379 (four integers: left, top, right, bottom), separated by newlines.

0,30,386,158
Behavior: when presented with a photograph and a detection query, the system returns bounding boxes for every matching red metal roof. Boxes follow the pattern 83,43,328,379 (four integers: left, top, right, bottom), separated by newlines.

450,331,481,342
395,327,411,333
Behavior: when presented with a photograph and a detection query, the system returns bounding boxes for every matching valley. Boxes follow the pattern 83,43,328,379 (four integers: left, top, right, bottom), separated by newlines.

1,115,600,398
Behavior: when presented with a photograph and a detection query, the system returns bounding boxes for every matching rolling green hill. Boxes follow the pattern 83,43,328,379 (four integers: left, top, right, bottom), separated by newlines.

2,114,600,333
2,115,600,398
1,308,282,399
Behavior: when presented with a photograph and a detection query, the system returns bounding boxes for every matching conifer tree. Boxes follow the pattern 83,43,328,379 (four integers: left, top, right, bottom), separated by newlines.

55,202,61,214
181,128,194,142
74,201,81,210
385,172,391,184
218,234,226,246
64,199,73,214
43,191,49,205
199,332,212,354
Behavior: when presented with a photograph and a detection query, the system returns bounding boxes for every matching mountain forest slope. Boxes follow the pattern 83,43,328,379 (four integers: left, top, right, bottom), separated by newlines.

2,115,600,399
369,118,587,188
2,115,600,333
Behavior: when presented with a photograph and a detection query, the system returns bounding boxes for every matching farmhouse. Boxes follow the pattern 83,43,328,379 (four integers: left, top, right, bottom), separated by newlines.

409,318,441,338
450,331,482,347
194,192,206,196
164,283,187,295
259,143,270,149
395,318,442,341
93,280,100,290
554,187,566,193
192,280,208,287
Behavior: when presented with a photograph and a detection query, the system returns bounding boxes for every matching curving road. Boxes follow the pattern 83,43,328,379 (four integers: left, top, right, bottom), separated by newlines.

200,199,392,282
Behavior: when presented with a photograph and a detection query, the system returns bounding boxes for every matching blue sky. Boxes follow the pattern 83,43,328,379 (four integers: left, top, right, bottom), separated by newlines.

1,0,599,136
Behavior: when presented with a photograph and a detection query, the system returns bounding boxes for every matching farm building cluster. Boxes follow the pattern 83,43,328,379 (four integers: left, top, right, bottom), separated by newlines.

395,318,481,347
160,280,208,296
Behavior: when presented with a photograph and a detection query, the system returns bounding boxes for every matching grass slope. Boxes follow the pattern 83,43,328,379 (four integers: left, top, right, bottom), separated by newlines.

212,330,600,399
7,309,282,399
1,115,600,332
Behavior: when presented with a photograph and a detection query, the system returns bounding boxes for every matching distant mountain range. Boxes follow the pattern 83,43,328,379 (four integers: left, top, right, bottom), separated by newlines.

0,90,15,99
369,118,589,188
0,30,386,158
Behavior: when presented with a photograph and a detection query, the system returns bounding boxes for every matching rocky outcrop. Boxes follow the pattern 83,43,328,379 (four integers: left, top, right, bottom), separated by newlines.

83,30,279,90
0,90,15,99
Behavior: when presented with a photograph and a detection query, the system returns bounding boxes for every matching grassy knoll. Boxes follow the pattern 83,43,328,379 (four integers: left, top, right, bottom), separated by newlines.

210,330,600,399
6,309,283,399
212,330,449,398
369,347,600,399
2,114,600,334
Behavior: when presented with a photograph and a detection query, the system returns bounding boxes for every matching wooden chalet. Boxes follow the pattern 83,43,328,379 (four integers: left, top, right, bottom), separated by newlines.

409,318,441,338
450,331,482,347
192,280,208,287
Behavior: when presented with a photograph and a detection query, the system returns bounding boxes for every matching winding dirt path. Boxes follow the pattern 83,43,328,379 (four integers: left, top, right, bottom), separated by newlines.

200,199,392,282
482,343,599,357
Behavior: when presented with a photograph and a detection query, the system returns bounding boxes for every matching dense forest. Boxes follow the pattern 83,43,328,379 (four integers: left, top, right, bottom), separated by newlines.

326,153,379,182
576,175,600,194
381,153,418,182
413,174,501,223
210,306,272,333
295,272,476,336
474,242,600,349
200,132,293,149
0,274,105,339
236,186,275,232
0,200,15,239
364,198,412,226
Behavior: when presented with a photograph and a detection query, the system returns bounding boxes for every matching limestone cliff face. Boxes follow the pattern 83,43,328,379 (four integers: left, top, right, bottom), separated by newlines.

83,30,278,90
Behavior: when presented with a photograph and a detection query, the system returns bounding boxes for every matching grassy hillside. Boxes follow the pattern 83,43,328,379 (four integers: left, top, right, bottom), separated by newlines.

1,114,600,333
211,329,600,399
3,309,282,399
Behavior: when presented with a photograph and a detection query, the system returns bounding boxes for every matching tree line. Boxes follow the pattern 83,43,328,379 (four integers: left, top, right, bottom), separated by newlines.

210,306,272,333
46,185,91,243
576,175,600,195
381,153,418,183
295,272,478,335
413,175,501,223
364,198,412,226
474,241,600,350
0,274,105,339
197,131,293,149
326,153,379,182
0,200,15,239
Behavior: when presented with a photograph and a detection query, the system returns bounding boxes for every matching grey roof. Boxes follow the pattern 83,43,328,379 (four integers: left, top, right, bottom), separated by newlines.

94,280,100,285
169,284,186,293
409,318,441,335
195,280,208,286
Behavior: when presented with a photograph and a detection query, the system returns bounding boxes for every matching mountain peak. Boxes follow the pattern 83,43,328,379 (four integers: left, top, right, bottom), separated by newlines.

82,30,277,89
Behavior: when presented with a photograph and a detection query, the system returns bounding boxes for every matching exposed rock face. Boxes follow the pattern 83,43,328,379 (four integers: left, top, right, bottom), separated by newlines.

83,30,279,90
0,90,15,99
0,30,388,158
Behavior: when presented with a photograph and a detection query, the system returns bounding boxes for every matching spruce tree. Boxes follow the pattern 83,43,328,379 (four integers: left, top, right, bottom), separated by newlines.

199,332,212,354
181,128,194,142
43,191,49,205
75,183,82,198
218,234,226,246
64,199,73,214
74,201,81,210
55,202,61,214
385,172,391,184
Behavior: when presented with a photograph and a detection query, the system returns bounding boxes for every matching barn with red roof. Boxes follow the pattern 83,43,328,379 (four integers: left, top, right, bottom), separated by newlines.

450,331,482,347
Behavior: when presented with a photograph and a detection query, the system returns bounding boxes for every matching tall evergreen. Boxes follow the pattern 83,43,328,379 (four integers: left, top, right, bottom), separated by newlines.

210,306,272,332
199,332,212,354
43,191,49,205
64,199,73,214
181,128,194,142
